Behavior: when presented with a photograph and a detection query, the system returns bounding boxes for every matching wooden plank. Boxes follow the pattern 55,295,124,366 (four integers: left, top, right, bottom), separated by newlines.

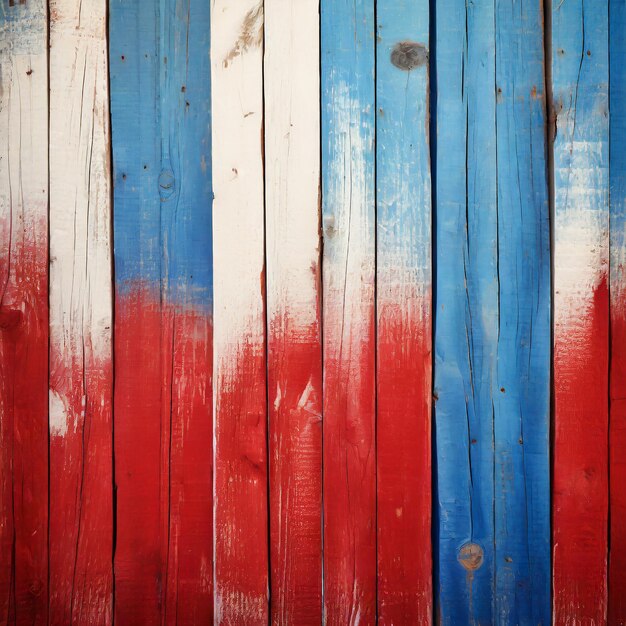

264,1,322,624
375,3,431,624
109,0,214,622
320,1,376,623
493,1,551,623
48,0,113,623
433,0,498,621
211,1,268,623
0,3,49,624
552,0,610,622
434,0,551,622
610,1,626,621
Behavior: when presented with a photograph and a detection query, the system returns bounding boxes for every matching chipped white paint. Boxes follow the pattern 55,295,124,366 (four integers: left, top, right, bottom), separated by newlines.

48,0,112,427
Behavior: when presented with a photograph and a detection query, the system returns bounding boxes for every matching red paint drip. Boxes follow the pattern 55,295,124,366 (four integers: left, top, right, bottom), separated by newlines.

114,288,213,624
553,277,609,624
377,304,432,624
268,316,322,625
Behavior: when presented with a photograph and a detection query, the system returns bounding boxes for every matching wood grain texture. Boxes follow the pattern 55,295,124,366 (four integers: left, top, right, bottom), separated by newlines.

375,3,431,624
321,1,376,623
0,3,49,624
434,0,498,621
264,1,323,624
434,0,551,623
493,1,551,622
552,0,610,623
109,0,213,622
211,1,268,623
48,1,113,623
610,2,626,622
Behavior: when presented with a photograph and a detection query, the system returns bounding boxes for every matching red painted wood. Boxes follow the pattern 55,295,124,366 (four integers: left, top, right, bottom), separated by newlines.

49,352,113,625
553,279,609,622
610,284,626,624
114,290,163,624
214,338,268,623
114,290,213,624
377,309,431,623
268,319,322,624
0,225,48,625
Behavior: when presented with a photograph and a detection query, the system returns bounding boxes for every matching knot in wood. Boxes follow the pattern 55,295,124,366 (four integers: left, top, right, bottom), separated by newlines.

390,41,428,71
458,542,484,571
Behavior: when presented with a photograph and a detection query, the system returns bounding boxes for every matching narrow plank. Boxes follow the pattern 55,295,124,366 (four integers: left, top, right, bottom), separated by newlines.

48,1,113,624
552,0,610,622
0,3,49,624
493,1,551,623
211,1,268,623
264,1,322,623
321,0,376,623
434,0,498,622
110,0,213,622
610,1,626,621
375,3,431,623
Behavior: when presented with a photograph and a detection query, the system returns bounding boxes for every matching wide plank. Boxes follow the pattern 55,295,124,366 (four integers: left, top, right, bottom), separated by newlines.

109,0,213,621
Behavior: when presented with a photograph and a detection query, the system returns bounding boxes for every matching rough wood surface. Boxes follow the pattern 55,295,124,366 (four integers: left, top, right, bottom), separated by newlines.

211,1,268,623
264,1,323,623
552,0,610,622
0,3,49,623
321,1,376,623
375,2,432,623
434,0,551,622
109,0,213,622
48,1,113,623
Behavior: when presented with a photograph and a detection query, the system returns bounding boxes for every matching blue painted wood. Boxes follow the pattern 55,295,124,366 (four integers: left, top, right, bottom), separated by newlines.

494,1,551,623
320,0,377,622
109,0,213,621
110,0,212,307
434,0,498,621
375,1,432,621
434,0,550,623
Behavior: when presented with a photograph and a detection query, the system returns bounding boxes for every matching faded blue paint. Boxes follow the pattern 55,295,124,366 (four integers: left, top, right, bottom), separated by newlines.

109,0,212,310
434,0,550,623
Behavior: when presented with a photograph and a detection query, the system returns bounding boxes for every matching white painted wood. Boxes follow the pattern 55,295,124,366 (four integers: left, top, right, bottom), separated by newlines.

48,0,112,438
211,1,268,622
264,0,322,620
0,2,48,304
265,0,320,327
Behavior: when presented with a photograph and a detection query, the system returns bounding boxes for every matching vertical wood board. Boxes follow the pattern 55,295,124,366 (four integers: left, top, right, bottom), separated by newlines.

264,0,323,623
0,3,49,623
211,1,268,623
552,0,610,623
375,2,432,623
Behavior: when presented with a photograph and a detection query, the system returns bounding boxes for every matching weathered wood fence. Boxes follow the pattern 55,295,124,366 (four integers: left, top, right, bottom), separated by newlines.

0,0,623,624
